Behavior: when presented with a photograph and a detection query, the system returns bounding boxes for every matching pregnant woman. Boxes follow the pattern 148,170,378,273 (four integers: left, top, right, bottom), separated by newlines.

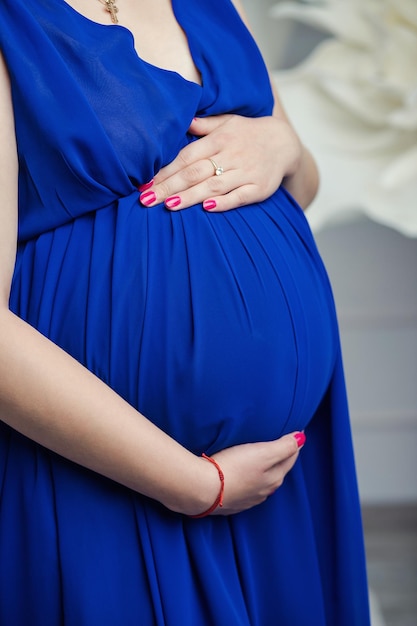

0,0,370,624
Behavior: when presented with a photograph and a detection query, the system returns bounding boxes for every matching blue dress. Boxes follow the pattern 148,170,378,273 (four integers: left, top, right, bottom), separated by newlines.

0,0,370,623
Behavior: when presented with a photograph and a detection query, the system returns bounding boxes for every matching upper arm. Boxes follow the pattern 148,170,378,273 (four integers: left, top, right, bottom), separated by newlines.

228,0,254,32
0,51,18,308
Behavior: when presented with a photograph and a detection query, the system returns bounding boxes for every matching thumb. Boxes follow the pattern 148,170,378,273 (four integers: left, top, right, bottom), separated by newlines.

188,114,232,137
292,431,306,449
271,431,306,462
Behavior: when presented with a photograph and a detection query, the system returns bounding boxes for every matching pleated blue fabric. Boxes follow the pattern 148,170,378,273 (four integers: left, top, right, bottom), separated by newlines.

0,0,370,623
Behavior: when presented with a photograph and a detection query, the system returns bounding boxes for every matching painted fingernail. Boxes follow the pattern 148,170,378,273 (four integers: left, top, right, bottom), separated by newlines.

294,432,306,448
138,180,154,192
140,190,157,206
203,199,217,211
165,195,182,209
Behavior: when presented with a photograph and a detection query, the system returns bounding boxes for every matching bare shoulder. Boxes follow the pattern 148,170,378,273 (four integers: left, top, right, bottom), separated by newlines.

0,51,18,308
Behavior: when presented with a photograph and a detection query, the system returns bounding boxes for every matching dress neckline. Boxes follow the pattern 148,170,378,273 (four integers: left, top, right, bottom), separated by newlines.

54,0,203,88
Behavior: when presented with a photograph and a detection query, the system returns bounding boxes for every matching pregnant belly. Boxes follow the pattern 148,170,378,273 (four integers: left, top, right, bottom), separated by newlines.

11,188,338,453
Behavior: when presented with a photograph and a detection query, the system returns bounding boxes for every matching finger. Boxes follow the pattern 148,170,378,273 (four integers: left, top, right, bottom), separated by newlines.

163,169,250,211
140,157,226,208
188,114,233,137
164,167,277,212
267,431,306,465
283,431,306,454
152,139,219,189
201,183,270,213
263,433,306,495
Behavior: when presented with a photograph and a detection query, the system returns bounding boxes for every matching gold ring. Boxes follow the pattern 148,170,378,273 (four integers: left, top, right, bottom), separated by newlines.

209,158,224,176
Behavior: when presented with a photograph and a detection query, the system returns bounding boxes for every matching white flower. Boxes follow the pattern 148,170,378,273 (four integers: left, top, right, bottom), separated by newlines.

270,0,417,236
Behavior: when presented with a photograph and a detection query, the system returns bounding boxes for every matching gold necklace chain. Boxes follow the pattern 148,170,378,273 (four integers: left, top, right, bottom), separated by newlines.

99,0,119,24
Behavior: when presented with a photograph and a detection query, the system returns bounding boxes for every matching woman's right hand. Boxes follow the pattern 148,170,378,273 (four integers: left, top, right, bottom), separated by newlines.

190,432,305,517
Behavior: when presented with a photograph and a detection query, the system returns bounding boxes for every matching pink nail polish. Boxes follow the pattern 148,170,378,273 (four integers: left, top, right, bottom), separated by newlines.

294,432,306,448
203,199,217,211
140,190,157,206
138,180,154,192
165,195,182,209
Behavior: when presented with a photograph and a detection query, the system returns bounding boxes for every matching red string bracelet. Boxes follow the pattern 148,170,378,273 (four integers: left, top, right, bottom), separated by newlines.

190,453,225,518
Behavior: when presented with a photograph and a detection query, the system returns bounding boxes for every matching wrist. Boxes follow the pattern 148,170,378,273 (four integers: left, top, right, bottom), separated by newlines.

189,454,225,518
162,451,222,516
283,145,319,209
187,453,224,516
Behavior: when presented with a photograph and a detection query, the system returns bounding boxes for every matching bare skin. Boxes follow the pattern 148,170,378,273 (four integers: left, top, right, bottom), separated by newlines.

0,0,307,518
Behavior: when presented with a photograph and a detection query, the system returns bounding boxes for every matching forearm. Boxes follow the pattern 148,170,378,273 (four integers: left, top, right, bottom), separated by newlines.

282,144,319,210
0,308,216,514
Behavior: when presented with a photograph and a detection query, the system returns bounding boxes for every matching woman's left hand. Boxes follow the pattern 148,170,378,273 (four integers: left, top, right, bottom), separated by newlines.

138,114,302,212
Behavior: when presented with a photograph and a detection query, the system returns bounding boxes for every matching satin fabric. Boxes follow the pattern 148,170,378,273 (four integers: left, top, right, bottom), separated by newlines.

0,0,370,623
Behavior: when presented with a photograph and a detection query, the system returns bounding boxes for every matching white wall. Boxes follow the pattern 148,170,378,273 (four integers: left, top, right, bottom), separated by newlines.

243,0,417,503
